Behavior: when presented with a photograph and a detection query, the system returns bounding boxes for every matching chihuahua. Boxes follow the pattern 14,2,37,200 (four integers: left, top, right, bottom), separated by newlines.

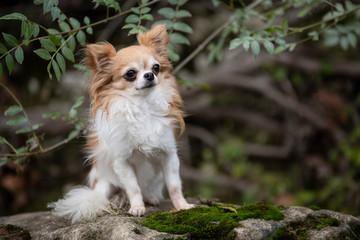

49,25,194,223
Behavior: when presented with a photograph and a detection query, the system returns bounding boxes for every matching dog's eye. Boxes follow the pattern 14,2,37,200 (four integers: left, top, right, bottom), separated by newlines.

152,64,160,74
124,70,137,81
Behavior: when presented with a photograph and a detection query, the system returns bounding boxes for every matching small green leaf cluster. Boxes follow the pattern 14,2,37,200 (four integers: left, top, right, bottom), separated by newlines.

0,89,85,166
320,1,360,51
93,0,121,13
0,13,39,75
42,96,86,140
0,0,94,81
155,0,192,62
208,0,360,60
1,101,44,166
123,0,153,35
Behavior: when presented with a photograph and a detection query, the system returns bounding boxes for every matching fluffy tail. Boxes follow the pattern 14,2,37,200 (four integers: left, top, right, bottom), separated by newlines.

48,186,111,223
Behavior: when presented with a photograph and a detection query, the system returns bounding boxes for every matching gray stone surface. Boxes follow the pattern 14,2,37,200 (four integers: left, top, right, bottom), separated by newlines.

0,201,359,240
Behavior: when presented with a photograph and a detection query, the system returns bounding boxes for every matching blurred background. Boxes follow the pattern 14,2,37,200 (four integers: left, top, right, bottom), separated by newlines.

1,0,360,217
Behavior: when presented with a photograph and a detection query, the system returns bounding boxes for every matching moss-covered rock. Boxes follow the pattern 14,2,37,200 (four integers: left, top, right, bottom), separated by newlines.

270,214,340,240
142,203,284,240
0,200,359,239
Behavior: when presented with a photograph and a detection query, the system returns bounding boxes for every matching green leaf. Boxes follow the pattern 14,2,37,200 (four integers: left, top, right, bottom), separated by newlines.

49,34,62,46
324,32,339,47
56,53,66,73
76,30,86,46
251,41,260,58
173,22,193,34
340,36,349,50
59,22,71,32
178,0,188,6
15,47,24,64
68,129,80,139
40,39,57,52
128,28,140,35
141,7,151,14
34,49,51,60
86,27,93,35
47,61,53,79
67,36,76,51
0,157,10,167
15,127,32,134
72,96,84,109
125,14,140,23
274,45,287,54
141,14,153,21
7,115,27,126
5,54,14,75
122,23,137,29
2,33,18,47
154,20,172,29
48,28,60,35
229,38,243,50
33,24,40,38
275,38,286,46
243,40,250,52
69,17,81,29
308,31,319,41
51,7,61,21
52,60,61,81
21,20,27,37
62,46,75,62
263,41,274,54
176,9,191,18
42,112,61,119
131,7,140,14
84,16,90,25
0,13,27,20
43,0,54,13
32,123,44,130
171,33,190,45
158,8,175,19
34,0,44,4
5,105,22,116
0,43,7,54
69,108,77,118
347,33,357,48
24,22,34,40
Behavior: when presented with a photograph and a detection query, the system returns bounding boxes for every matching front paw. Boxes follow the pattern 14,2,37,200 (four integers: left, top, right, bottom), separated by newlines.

128,206,146,216
177,203,195,210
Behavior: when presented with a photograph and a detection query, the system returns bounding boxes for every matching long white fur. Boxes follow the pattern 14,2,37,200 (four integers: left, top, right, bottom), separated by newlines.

48,71,193,223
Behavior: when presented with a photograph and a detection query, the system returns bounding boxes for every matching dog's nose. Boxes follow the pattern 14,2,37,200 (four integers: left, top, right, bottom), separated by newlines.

144,72,154,81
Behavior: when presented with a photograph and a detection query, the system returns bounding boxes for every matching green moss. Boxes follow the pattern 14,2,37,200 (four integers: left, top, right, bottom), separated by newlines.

0,224,31,240
142,203,284,240
309,205,321,211
270,214,340,240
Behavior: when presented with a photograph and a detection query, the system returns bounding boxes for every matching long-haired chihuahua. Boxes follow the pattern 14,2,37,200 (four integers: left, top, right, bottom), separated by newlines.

49,25,194,223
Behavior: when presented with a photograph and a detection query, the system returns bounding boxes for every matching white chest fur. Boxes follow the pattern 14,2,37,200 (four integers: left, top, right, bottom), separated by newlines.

93,88,176,158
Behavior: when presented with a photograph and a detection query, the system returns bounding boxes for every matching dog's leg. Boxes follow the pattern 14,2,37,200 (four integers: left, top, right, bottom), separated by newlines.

112,160,145,216
162,150,194,210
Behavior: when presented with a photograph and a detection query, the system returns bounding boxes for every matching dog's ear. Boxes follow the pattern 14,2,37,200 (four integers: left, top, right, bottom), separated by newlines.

85,42,116,71
137,24,169,58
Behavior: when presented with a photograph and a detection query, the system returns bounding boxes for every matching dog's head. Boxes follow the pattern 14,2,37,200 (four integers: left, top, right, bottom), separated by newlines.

86,25,171,101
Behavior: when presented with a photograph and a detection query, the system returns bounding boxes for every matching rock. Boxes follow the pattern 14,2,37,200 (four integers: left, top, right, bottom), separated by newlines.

0,200,359,240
